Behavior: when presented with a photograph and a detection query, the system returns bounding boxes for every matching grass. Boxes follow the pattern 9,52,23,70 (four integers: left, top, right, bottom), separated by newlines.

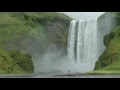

0,12,72,74
0,48,25,74
95,26,120,73
0,48,34,74
88,70,120,75
22,12,72,21
0,12,72,53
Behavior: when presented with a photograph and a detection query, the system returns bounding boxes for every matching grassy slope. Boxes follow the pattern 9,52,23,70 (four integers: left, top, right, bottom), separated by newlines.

0,12,71,74
0,48,25,74
0,48,34,74
92,26,120,74
0,12,72,54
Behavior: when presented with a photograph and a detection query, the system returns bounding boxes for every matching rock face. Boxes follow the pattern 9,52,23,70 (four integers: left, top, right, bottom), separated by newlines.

97,12,117,60
0,48,33,74
95,12,120,71
0,12,72,57
0,12,72,73
95,26,120,70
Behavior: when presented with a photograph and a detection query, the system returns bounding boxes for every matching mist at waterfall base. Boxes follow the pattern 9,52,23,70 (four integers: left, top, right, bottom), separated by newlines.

34,49,96,74
29,12,117,74
33,18,100,74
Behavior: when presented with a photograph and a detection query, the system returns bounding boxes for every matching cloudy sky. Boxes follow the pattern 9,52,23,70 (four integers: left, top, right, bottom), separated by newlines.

61,12,105,20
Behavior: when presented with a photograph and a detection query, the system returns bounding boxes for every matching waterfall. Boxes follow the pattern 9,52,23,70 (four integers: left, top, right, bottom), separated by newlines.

67,19,98,72
67,20,77,61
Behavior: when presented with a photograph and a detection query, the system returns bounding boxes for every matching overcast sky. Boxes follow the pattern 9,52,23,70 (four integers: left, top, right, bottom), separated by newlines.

61,12,105,20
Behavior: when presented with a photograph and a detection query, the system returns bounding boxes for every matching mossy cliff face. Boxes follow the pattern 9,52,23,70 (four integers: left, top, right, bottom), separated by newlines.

8,50,34,73
0,12,71,74
0,12,72,57
0,48,33,74
95,12,120,71
95,26,120,70
97,12,117,59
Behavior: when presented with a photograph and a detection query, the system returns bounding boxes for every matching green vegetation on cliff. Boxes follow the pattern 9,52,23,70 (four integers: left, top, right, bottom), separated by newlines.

0,12,72,55
94,26,120,73
0,48,33,74
8,50,34,73
90,12,120,74
0,12,72,74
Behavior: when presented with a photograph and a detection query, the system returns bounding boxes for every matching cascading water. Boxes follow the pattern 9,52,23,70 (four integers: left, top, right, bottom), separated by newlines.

67,18,98,73
67,20,77,61
34,13,116,74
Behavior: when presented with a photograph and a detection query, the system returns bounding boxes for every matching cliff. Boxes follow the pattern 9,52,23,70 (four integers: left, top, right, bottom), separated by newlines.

0,48,33,74
0,12,72,56
0,12,72,73
94,12,120,74
97,12,117,59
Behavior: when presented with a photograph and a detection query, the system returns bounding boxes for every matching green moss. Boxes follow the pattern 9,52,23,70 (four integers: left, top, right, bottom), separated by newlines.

88,70,120,75
104,32,115,47
0,48,25,74
0,12,72,55
0,48,34,74
9,50,34,73
95,26,120,71
115,12,120,25
0,12,72,73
